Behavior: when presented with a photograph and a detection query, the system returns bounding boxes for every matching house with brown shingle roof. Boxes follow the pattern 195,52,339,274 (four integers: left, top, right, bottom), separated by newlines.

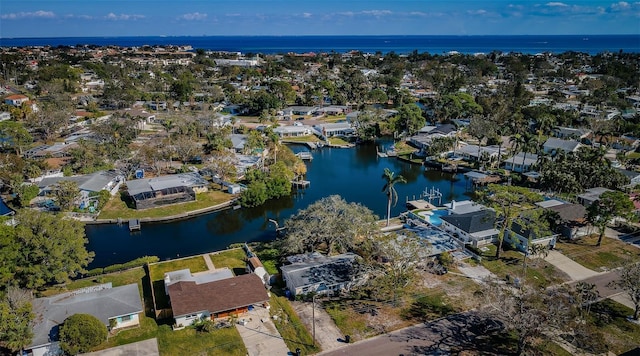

168,273,269,328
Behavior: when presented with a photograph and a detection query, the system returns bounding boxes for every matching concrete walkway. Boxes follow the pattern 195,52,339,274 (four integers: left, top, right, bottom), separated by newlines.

236,305,290,356
203,254,215,271
455,262,495,283
545,250,600,281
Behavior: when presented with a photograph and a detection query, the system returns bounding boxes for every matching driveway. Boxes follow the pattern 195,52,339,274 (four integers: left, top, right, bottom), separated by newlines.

544,250,600,281
236,305,290,356
455,262,494,283
292,300,345,352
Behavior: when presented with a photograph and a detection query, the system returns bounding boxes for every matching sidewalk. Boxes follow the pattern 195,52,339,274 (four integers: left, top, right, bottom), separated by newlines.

545,250,600,281
202,254,215,271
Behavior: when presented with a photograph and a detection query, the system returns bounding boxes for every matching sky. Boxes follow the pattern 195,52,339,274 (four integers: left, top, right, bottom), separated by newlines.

1,1,639,38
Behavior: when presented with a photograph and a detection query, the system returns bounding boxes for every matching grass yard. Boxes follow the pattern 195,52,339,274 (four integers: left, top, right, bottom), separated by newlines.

98,190,232,220
148,257,209,309
270,295,320,355
41,267,146,297
555,234,640,271
282,135,322,143
328,137,350,146
588,299,640,355
210,248,247,274
250,242,280,275
156,324,247,356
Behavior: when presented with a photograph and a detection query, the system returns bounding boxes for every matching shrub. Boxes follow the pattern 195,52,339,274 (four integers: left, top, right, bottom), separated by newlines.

59,314,107,355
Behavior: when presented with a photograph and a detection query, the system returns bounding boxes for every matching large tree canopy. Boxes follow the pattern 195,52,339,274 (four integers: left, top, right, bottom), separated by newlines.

281,195,379,255
59,313,107,355
0,287,34,353
0,210,94,290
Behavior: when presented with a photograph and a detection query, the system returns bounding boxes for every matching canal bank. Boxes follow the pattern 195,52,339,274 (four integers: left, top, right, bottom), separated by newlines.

86,139,470,268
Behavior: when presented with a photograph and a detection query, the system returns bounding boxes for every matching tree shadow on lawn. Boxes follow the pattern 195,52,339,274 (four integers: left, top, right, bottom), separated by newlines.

388,312,516,355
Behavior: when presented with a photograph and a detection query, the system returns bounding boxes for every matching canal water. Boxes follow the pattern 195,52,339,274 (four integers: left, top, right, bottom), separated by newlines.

86,139,470,268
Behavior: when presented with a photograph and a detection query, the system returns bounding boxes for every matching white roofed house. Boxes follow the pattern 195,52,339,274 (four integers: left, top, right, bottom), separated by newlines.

543,137,582,155
314,122,355,139
273,125,313,138
503,153,539,173
280,252,360,297
37,170,125,209
26,283,143,356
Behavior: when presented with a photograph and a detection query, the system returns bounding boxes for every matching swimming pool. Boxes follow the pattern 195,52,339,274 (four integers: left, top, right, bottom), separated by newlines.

417,209,448,226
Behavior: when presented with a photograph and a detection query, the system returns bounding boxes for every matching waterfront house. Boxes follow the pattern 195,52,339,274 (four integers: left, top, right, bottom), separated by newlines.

456,144,500,163
164,268,234,295
167,273,269,327
273,125,313,138
37,170,124,209
26,283,143,356
280,252,360,297
439,200,499,248
543,137,582,155
314,122,355,138
126,172,209,210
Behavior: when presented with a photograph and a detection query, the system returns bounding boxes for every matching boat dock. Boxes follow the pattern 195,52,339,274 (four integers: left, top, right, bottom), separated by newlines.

128,219,141,231
296,151,313,160
291,180,310,189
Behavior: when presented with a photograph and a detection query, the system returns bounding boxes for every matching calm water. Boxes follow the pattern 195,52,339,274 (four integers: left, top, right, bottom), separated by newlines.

2,35,638,54
86,140,470,268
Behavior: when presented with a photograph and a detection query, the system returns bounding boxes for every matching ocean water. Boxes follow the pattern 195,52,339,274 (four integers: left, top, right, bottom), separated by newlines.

1,35,638,55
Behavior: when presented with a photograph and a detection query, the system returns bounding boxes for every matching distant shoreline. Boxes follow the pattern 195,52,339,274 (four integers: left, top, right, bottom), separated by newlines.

2,34,638,55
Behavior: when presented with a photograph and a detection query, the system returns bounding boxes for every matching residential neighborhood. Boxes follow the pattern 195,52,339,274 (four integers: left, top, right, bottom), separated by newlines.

1,42,640,356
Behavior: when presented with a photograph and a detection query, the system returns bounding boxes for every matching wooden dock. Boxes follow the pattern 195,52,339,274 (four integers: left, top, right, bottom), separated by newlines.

291,180,310,189
128,219,141,231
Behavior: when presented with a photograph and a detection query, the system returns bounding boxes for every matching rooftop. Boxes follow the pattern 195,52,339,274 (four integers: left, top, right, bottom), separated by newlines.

29,283,142,349
281,252,358,291
127,172,208,196
168,273,269,318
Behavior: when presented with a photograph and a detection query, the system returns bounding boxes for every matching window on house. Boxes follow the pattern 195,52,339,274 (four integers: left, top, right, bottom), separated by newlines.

121,315,132,322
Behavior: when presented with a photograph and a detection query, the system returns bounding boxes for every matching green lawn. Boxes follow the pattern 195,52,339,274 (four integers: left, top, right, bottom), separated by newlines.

156,324,247,356
478,245,571,288
324,301,373,341
98,190,232,220
588,299,640,354
251,242,280,275
282,136,322,143
41,268,146,297
556,234,640,270
210,248,247,273
328,137,350,146
270,295,320,355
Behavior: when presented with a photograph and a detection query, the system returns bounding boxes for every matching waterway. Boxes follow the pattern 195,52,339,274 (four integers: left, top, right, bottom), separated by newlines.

86,139,469,268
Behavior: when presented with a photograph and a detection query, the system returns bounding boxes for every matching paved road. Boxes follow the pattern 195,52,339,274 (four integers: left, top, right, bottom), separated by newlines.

319,312,506,356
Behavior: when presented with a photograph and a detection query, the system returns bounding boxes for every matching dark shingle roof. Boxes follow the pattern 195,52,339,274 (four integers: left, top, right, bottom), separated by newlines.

439,210,496,233
168,273,269,317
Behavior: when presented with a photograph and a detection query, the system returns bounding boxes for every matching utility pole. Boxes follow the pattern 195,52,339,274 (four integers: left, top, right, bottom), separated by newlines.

312,293,316,347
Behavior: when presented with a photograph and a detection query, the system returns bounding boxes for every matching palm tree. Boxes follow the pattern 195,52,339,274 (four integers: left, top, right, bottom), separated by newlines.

382,168,407,227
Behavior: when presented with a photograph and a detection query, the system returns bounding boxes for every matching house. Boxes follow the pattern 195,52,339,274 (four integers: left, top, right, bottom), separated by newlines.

280,252,360,297
617,168,640,187
164,268,234,294
505,219,559,253
503,153,539,173
246,256,270,285
4,94,29,107
230,134,247,153
25,142,78,159
543,137,582,155
314,122,355,138
536,199,589,239
554,127,591,140
283,106,318,116
37,170,124,209
126,172,209,210
0,111,10,121
577,187,613,206
0,198,14,217
167,273,269,327
456,144,500,163
439,200,499,248
273,125,313,138
26,283,143,356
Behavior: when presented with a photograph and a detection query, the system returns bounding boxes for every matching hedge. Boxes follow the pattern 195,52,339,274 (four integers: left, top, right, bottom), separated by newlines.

84,256,159,277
